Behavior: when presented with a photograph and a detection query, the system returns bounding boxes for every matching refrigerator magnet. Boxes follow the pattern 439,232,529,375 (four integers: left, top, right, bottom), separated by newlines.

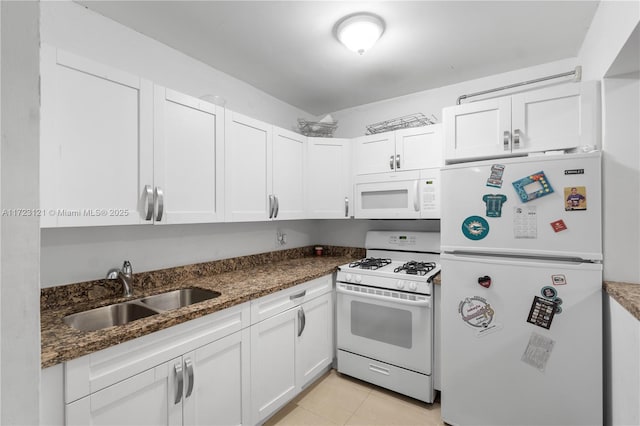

513,206,537,239
486,164,505,188
550,219,568,232
521,332,555,372
458,296,502,337
526,296,557,330
512,171,554,203
482,194,507,217
564,186,587,211
540,286,558,299
551,274,567,285
462,216,489,240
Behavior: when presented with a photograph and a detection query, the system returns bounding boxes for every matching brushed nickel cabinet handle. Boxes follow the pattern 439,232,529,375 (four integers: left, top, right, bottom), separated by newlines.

396,154,401,169
174,362,183,404
389,155,394,170
513,129,521,149
154,187,164,222
345,197,349,217
290,290,306,300
184,358,194,399
274,195,279,218
144,185,153,221
268,194,274,219
504,131,510,151
297,307,306,337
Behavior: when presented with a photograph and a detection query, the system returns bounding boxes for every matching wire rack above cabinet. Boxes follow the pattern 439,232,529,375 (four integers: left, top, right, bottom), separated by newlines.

365,113,437,135
297,118,338,137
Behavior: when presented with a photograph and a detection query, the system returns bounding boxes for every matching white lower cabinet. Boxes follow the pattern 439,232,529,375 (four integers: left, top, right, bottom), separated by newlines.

63,303,250,426
250,275,334,425
56,276,335,426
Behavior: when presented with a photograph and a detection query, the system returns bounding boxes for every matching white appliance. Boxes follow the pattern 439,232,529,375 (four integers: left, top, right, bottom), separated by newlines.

440,152,603,426
354,168,440,219
336,231,441,403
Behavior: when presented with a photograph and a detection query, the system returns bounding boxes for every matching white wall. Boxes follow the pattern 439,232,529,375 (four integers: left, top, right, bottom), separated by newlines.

41,220,318,287
40,1,310,130
329,58,578,138
0,1,40,423
314,219,439,248
577,0,639,283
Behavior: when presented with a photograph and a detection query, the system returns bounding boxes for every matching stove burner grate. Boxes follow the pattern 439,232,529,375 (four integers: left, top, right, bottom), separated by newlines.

393,261,437,276
349,258,392,270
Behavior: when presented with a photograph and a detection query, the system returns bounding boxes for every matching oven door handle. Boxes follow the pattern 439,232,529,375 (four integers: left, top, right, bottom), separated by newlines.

337,284,431,308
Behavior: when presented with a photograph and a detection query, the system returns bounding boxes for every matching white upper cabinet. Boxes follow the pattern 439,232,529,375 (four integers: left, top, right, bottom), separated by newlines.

153,87,225,224
225,111,273,222
40,46,225,227
307,138,352,219
443,81,599,163
40,45,153,228
354,125,442,176
225,111,306,221
273,127,307,220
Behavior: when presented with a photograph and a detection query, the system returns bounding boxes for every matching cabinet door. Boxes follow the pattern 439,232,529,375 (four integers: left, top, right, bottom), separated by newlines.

511,82,598,154
183,329,250,426
296,293,333,387
154,87,225,224
307,138,352,219
225,111,273,222
443,97,511,162
395,124,443,170
66,359,181,426
353,132,396,175
272,127,306,220
250,308,297,424
40,45,153,227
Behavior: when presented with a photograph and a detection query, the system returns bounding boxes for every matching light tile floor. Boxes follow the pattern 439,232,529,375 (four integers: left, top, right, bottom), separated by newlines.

264,369,444,426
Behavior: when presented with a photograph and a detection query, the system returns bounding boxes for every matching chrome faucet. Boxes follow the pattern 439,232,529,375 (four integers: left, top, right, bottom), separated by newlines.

106,260,134,297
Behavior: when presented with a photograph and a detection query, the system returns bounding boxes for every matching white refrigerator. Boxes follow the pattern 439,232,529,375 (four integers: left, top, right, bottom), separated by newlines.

440,152,602,426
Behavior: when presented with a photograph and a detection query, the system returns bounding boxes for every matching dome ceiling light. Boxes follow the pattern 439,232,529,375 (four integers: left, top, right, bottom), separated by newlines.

336,13,385,55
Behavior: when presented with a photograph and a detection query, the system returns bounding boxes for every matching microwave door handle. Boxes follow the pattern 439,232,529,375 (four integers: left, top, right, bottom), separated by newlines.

413,180,420,212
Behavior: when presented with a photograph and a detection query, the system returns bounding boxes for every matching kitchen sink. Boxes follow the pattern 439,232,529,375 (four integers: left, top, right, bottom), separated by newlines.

63,287,221,331
139,288,221,312
63,302,158,332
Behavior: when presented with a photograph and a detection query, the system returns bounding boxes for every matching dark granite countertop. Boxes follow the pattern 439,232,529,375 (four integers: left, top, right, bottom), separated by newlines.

41,246,364,369
604,281,640,321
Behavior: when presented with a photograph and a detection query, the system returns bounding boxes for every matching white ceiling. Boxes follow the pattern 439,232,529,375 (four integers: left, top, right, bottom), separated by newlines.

77,1,600,116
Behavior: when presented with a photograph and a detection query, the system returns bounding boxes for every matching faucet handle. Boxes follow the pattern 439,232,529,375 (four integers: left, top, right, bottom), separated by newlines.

106,268,120,280
122,260,133,276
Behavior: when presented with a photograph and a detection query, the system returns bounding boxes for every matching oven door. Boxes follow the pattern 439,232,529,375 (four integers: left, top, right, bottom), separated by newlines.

336,282,432,374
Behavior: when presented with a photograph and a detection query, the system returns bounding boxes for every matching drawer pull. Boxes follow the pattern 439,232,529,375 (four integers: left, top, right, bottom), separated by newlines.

289,290,307,300
368,364,390,376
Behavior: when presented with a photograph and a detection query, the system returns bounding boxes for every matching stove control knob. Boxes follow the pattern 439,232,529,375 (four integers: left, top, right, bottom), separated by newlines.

345,273,353,282
355,275,362,283
396,280,405,289
408,282,418,292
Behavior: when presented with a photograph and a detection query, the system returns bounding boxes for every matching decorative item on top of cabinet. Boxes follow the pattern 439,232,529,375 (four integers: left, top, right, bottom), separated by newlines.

306,137,352,219
354,124,443,176
443,81,599,163
40,45,225,228
225,111,307,222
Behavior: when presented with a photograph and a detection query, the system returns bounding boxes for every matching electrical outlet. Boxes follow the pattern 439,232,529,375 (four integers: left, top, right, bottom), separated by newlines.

276,229,287,246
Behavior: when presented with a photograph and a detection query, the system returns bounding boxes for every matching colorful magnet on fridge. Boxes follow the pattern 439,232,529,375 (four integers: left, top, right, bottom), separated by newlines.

551,274,567,285
541,286,557,299
564,186,587,211
478,276,492,288
462,216,490,240
512,171,554,203
482,194,507,217
550,219,568,232
486,164,505,188
555,306,563,314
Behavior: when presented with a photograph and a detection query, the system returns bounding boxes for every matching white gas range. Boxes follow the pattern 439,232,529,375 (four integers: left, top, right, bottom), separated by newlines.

336,231,440,404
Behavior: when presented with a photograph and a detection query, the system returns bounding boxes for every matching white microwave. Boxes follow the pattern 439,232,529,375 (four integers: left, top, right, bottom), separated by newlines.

354,168,440,219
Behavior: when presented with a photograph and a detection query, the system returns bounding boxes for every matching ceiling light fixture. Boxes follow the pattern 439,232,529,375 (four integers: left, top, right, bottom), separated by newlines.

336,13,385,55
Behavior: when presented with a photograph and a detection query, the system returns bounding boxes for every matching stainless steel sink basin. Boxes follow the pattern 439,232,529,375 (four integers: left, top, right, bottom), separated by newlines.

140,288,221,312
63,302,158,332
63,287,221,331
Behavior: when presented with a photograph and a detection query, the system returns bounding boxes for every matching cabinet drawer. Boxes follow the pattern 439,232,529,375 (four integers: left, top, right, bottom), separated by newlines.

250,274,333,325
65,302,249,403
